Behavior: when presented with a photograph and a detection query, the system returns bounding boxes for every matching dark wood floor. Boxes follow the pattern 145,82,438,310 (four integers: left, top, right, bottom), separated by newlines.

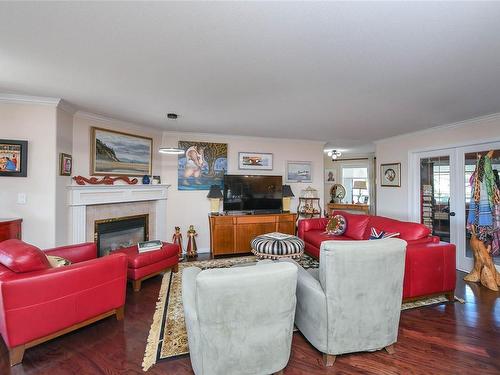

1,266,499,375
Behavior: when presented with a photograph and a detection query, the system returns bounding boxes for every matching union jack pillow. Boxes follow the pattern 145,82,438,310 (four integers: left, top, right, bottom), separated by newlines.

369,227,400,240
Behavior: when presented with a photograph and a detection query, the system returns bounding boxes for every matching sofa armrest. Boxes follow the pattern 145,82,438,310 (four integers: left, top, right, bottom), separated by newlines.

181,266,202,374
44,242,97,263
297,218,329,239
0,253,127,347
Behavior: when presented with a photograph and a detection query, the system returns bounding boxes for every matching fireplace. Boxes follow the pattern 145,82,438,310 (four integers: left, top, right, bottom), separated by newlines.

94,214,149,257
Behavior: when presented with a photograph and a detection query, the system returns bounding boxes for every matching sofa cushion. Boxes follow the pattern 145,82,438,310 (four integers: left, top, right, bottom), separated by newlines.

0,239,51,273
332,211,370,240
304,230,351,249
365,215,431,241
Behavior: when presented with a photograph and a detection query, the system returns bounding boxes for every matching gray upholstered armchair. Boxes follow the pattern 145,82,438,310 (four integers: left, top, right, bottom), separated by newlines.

285,238,406,366
182,262,298,375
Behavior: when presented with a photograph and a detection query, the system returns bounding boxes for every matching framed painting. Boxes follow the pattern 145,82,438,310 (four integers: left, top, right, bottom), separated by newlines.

286,161,312,183
0,139,28,177
91,127,152,176
178,141,227,190
238,152,273,170
380,162,401,187
325,168,337,183
60,153,72,176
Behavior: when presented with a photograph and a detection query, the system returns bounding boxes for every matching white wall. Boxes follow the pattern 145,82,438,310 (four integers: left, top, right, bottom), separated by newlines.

55,107,74,246
376,113,500,221
0,102,57,248
161,131,325,253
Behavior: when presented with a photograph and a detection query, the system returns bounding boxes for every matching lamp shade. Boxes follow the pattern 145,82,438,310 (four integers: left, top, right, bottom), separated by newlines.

353,180,367,190
207,185,223,199
282,185,294,197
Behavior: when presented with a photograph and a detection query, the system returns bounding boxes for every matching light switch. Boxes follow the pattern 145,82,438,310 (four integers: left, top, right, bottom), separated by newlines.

17,193,26,205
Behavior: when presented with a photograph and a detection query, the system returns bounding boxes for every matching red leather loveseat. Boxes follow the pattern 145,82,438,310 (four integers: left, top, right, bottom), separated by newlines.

0,239,127,366
298,211,456,301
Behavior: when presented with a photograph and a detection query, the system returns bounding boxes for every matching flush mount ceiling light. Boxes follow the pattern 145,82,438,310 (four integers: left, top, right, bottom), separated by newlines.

159,113,184,155
327,150,342,160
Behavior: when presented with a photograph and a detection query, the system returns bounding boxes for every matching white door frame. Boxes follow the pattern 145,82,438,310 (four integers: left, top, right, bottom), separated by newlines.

409,140,500,273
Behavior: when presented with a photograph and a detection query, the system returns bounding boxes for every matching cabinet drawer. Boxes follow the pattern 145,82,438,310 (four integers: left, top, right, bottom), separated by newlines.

211,216,234,225
236,216,276,224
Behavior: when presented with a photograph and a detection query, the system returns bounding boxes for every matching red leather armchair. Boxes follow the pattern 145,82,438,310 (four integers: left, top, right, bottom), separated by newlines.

298,211,456,302
0,240,127,366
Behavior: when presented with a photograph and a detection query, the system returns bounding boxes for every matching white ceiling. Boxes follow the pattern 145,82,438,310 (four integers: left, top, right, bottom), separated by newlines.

1,2,500,146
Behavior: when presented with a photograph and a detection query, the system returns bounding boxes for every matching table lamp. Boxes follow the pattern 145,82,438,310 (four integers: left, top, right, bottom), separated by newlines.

282,185,294,212
353,180,367,203
207,185,223,214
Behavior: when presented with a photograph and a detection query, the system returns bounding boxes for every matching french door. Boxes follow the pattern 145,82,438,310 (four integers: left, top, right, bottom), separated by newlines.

411,142,500,273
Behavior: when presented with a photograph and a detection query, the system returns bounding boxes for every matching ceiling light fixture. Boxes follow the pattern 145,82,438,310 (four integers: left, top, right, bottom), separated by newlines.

159,113,184,155
327,150,342,161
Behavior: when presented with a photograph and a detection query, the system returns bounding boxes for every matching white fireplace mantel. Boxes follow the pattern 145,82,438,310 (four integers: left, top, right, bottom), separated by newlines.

67,184,171,244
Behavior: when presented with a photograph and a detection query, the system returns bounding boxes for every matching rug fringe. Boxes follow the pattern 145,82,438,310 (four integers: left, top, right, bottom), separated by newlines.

142,271,171,372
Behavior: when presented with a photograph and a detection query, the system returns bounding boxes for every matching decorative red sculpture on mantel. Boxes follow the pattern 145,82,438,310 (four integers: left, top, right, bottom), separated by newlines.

73,175,138,185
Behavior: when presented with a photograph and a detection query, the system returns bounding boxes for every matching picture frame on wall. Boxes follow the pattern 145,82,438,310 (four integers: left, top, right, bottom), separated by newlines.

59,153,72,176
325,168,336,183
238,152,273,170
91,127,153,176
380,162,401,187
0,139,28,177
286,161,312,182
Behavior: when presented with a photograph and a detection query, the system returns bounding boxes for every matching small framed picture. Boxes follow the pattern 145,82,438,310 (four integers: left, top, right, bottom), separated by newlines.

152,175,161,185
0,139,28,177
380,163,401,187
325,168,336,183
60,153,72,176
238,152,273,170
286,161,312,183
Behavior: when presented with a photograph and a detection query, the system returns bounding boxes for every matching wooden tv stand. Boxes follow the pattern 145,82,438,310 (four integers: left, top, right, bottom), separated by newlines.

209,212,297,257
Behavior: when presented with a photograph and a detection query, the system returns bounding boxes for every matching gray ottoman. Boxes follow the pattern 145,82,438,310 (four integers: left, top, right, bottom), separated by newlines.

251,232,304,260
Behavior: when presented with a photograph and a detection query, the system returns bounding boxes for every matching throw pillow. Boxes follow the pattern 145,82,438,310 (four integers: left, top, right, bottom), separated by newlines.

369,227,400,240
46,255,72,268
0,239,51,273
325,214,347,236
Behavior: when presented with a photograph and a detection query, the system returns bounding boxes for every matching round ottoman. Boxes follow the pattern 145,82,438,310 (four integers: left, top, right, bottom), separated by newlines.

251,232,304,260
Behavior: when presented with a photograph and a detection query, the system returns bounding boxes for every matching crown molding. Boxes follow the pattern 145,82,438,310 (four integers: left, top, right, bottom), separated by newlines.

0,93,61,106
74,110,144,128
57,99,77,115
374,112,500,144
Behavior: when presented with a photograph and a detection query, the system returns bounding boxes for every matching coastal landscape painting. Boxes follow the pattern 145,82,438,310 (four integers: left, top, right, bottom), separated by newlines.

178,141,227,190
91,127,152,176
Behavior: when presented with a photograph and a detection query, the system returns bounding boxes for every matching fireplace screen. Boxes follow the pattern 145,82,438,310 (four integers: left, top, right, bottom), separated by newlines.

95,214,149,257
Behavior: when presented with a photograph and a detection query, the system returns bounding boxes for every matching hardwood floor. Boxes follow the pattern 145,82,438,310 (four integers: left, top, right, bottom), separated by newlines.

1,267,499,375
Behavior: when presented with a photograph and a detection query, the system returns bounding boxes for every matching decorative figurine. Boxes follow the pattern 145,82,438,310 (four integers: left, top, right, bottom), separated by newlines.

186,225,198,258
172,226,184,260
142,175,151,184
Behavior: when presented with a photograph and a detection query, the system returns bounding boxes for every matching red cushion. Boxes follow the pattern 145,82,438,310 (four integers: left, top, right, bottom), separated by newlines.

303,230,351,249
0,239,50,273
113,242,179,269
365,215,431,241
332,211,370,240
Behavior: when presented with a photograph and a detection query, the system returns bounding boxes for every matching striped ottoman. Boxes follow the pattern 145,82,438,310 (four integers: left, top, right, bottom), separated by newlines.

251,232,304,260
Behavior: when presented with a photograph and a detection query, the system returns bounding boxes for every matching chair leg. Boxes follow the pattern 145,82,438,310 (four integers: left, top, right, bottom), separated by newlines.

323,353,336,367
445,291,455,302
9,345,25,366
172,264,179,273
116,306,125,321
133,279,142,292
385,344,395,355
273,370,284,375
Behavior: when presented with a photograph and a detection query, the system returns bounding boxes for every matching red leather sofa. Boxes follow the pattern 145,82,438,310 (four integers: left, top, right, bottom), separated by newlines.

298,211,456,301
0,239,127,366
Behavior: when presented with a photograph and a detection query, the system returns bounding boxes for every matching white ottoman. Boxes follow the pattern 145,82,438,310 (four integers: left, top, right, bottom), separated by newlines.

251,232,304,260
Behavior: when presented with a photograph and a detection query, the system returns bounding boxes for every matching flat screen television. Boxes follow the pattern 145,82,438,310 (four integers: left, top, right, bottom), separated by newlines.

223,174,283,213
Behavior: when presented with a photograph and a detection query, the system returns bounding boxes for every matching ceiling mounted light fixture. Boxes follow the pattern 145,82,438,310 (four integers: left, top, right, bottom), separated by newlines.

327,150,342,161
159,113,184,155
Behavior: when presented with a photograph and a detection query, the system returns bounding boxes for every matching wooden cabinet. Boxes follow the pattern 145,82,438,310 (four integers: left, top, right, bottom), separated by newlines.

327,203,369,215
209,213,297,256
0,218,22,242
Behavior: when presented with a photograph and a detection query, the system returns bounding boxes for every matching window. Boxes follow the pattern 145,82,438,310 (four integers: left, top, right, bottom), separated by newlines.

342,166,369,204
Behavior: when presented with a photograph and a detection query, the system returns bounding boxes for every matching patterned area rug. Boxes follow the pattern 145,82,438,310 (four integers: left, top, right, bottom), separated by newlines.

141,254,457,371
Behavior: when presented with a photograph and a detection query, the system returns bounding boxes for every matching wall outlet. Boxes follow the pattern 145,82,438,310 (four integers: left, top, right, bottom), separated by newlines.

17,193,27,205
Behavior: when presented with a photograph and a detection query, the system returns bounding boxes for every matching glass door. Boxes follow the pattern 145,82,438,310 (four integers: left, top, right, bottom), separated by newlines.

419,154,454,243
461,146,500,270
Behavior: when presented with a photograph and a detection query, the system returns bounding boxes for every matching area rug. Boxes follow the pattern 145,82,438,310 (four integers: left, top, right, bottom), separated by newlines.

141,255,458,371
